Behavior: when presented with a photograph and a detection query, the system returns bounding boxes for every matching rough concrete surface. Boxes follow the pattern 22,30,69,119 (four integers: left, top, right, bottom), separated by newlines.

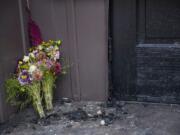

0,101,180,135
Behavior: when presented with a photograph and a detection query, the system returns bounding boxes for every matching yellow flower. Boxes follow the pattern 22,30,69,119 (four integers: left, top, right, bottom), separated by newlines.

21,75,27,79
19,61,23,65
57,40,61,45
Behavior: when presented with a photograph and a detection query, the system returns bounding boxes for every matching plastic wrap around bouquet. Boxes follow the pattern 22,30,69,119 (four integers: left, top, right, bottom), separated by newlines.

5,40,65,118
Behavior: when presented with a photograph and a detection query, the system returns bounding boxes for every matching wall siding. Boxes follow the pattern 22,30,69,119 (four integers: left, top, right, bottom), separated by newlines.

0,0,108,122
30,0,109,101
0,0,26,122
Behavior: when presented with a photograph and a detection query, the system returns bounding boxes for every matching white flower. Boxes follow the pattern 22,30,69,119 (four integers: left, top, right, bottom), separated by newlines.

38,45,43,50
33,50,38,54
23,56,29,62
29,53,35,58
28,65,37,74
54,51,60,60
46,47,50,51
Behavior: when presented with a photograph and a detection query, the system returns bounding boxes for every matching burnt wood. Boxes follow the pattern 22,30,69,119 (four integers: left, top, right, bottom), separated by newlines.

111,0,137,100
111,0,180,103
136,44,180,103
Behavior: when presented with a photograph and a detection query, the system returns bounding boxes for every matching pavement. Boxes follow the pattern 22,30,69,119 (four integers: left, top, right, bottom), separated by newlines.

0,100,180,135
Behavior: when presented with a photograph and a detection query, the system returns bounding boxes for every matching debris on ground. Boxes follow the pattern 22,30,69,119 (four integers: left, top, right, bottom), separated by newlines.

1,100,180,135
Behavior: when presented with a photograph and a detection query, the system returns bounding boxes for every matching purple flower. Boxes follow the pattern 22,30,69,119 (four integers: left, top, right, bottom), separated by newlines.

18,70,31,85
37,61,42,66
32,50,38,56
46,59,53,69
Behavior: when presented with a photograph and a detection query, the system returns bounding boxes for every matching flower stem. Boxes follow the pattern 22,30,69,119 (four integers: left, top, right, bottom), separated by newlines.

28,82,45,118
42,72,55,111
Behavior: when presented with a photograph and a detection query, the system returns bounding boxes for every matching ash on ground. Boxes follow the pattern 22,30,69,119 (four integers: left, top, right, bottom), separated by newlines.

1,100,180,135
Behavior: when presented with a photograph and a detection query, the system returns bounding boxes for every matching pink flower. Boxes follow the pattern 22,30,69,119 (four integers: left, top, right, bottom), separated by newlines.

55,51,60,60
32,69,43,81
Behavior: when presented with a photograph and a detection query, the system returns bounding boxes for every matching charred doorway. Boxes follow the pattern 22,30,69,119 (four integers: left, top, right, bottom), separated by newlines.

110,0,180,103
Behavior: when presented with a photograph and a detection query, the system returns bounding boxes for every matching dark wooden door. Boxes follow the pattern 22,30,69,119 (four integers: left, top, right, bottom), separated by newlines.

111,0,180,103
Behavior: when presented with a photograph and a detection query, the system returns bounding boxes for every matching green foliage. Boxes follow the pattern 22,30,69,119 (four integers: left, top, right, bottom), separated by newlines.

5,76,31,110
5,78,45,117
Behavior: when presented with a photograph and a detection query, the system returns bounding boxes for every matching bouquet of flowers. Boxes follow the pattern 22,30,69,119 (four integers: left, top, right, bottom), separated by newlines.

5,40,65,118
